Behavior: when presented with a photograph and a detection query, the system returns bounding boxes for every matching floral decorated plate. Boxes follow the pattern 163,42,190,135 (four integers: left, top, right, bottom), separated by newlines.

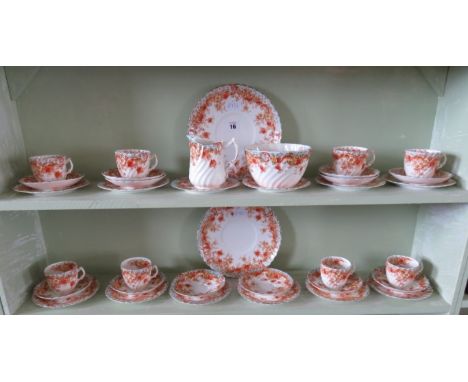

171,177,240,193
388,168,452,185
108,272,166,296
97,177,169,192
19,172,84,191
172,269,225,302
242,176,311,192
102,168,166,189
369,279,433,300
319,165,379,186
188,84,281,179
169,281,231,305
198,207,281,277
315,175,385,191
33,274,92,300
32,277,99,309
371,267,430,294
239,268,294,301
105,280,168,304
14,179,90,196
306,280,369,302
307,269,363,294
386,174,456,189
238,280,300,304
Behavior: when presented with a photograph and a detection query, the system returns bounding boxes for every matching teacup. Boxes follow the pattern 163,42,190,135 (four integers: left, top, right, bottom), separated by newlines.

44,261,86,295
332,146,375,176
121,257,158,291
320,256,354,290
29,155,74,182
245,143,311,189
404,149,446,178
188,135,238,189
385,255,422,289
115,149,158,178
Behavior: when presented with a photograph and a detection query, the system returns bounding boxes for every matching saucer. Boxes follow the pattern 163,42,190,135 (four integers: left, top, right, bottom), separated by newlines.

386,175,456,189
388,168,453,185
369,279,433,300
315,175,385,190
105,280,168,304
102,168,166,189
33,274,93,300
32,277,99,309
19,172,84,191
307,269,363,294
371,267,430,293
172,269,225,302
14,179,90,196
171,177,240,193
97,177,169,192
242,176,311,192
306,280,369,302
108,272,166,296
238,281,301,304
239,268,294,301
170,281,231,305
319,165,379,186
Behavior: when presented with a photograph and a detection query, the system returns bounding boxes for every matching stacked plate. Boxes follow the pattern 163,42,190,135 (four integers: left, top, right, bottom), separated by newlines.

238,268,300,304
369,266,433,300
305,269,369,302
170,269,231,305
98,168,169,192
316,165,385,191
15,172,89,196
386,168,456,189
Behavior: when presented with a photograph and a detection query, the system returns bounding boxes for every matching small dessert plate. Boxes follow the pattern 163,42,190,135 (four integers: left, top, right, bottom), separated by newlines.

14,179,90,196
108,272,166,296
386,175,456,189
172,269,225,302
307,269,363,294
388,168,452,185
242,176,311,192
102,168,166,189
238,281,301,304
19,172,84,191
171,177,240,193
369,279,433,301
33,275,92,300
319,165,379,186
169,281,231,305
32,277,99,309
371,267,430,293
239,268,294,301
306,280,369,302
315,175,385,190
97,177,169,193
105,280,168,304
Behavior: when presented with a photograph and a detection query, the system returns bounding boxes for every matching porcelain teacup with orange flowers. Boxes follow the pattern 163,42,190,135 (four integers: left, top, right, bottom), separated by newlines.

29,154,74,182
332,146,375,176
320,256,354,290
187,135,239,189
404,149,446,178
245,143,311,189
385,255,422,289
115,149,158,178
121,257,158,291
44,261,86,295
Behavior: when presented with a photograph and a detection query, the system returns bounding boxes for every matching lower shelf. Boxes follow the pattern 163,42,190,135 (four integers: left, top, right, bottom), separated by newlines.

17,271,450,315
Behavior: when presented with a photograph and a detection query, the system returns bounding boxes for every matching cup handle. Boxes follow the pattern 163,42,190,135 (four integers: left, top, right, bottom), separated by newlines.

66,158,74,175
150,266,158,279
225,138,239,172
366,150,375,168
77,266,86,282
438,153,447,169
149,154,158,171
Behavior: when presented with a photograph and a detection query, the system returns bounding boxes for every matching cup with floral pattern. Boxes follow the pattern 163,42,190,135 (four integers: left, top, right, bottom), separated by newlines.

332,146,375,176
320,256,354,290
115,149,158,178
385,255,422,289
121,257,158,291
29,155,74,181
404,149,446,178
44,261,86,295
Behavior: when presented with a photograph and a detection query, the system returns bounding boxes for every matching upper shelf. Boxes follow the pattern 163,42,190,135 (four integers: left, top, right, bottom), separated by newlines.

1,181,468,211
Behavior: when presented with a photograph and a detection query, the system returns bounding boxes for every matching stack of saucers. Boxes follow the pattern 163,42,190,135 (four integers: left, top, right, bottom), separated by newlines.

32,261,99,309
170,269,231,305
238,268,300,304
316,165,384,191
305,257,369,302
386,168,455,189
99,167,169,192
105,257,167,303
369,255,433,300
